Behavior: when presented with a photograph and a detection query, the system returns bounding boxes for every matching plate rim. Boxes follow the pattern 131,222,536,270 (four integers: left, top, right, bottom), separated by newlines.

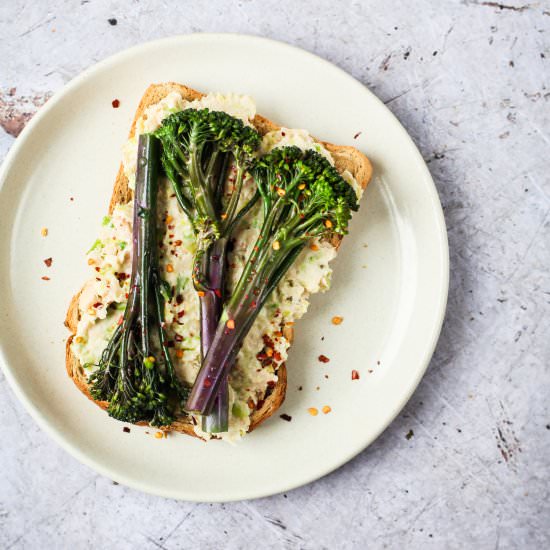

0,32,449,502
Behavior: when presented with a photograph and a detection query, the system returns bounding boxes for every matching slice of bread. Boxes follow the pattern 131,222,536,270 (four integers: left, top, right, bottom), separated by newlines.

65,82,372,438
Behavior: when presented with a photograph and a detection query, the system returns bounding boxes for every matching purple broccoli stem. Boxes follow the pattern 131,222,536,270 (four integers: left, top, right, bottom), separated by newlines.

186,238,304,416
198,238,229,433
186,313,246,415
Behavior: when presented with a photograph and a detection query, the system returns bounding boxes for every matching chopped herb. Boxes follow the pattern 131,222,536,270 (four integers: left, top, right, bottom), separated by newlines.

159,280,172,302
232,402,248,419
87,239,104,254
175,275,188,295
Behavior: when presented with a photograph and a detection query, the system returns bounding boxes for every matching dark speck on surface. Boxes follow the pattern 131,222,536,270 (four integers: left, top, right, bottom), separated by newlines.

266,517,288,530
280,414,292,422
405,429,414,440
108,18,117,26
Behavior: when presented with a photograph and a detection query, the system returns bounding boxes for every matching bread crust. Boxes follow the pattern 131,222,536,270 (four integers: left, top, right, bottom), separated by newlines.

65,82,372,438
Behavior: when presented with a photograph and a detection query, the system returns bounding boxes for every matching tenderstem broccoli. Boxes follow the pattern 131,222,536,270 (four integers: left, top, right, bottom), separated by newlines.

154,109,260,432
186,146,359,416
89,134,186,426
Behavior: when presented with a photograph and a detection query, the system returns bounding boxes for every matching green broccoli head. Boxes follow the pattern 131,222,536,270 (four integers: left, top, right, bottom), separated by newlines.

153,108,261,238
206,110,260,158
154,108,260,173
252,145,358,241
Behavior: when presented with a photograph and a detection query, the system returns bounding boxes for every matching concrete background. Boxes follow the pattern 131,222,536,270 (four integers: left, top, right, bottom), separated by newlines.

1,1,549,548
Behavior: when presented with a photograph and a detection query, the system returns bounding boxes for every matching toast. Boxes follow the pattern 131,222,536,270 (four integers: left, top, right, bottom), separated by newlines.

65,82,372,438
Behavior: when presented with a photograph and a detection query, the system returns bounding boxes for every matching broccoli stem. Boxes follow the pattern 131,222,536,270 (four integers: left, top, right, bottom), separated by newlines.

197,238,229,432
186,225,305,415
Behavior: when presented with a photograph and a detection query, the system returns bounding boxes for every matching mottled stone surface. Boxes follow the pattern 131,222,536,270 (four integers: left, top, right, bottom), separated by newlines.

1,1,549,548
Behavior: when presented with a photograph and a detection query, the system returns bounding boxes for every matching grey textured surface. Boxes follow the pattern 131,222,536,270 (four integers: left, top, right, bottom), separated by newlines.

1,1,549,548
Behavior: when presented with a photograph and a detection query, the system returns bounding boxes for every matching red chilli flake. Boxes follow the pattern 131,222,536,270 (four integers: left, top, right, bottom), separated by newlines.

318,354,330,363
352,370,360,380
177,310,185,318
353,131,362,139
123,426,130,433
280,413,292,422
44,257,53,267
112,99,120,108
214,288,222,298
41,276,50,281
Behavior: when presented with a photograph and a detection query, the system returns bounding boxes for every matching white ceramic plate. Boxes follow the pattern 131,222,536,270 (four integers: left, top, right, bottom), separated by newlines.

0,34,448,502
